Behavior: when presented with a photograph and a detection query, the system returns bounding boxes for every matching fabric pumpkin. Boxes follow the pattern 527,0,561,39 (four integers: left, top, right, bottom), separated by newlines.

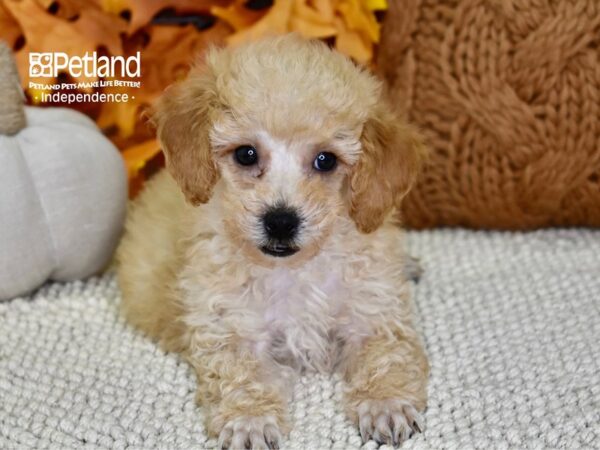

0,42,127,300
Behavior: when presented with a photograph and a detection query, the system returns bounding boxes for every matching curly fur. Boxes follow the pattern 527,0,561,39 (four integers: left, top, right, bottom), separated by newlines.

118,35,429,449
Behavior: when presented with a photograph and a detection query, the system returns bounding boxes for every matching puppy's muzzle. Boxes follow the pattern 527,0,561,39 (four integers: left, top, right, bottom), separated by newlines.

261,206,301,257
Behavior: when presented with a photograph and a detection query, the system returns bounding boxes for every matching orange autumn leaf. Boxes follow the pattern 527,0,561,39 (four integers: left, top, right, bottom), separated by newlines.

0,2,22,48
290,17,337,38
226,0,293,46
122,138,164,196
5,0,126,86
76,7,127,55
97,22,230,138
293,0,331,26
334,17,371,63
212,1,264,32
101,0,128,18
364,0,387,11
137,22,230,102
96,93,142,137
337,0,380,43
34,0,104,20
311,0,334,22
102,0,229,34
221,0,382,62
290,0,337,38
218,0,333,39
122,138,161,178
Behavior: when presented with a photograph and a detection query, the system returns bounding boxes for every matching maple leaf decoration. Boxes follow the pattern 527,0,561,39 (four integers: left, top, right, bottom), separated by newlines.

0,0,386,195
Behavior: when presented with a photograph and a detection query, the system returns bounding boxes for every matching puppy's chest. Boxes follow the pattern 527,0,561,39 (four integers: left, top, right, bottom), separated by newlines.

253,267,365,371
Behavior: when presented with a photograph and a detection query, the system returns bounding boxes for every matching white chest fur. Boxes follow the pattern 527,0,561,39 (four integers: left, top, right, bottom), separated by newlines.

254,264,348,371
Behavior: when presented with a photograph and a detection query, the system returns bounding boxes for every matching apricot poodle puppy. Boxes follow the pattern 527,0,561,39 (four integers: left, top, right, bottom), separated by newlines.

118,35,429,449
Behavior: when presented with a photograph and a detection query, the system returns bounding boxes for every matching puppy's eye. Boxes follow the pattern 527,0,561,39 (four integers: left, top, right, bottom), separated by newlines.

234,145,258,166
313,152,337,172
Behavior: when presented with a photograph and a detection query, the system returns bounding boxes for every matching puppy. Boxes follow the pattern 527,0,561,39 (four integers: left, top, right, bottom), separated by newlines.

118,35,429,449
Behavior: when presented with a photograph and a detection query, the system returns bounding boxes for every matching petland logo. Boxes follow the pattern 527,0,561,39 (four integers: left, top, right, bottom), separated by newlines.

28,52,141,104
29,52,141,78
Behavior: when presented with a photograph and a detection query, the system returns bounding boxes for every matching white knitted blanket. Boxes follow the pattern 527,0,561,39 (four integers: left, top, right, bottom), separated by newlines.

1,229,599,449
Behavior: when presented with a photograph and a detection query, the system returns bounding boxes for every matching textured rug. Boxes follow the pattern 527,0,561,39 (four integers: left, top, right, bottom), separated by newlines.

1,229,599,449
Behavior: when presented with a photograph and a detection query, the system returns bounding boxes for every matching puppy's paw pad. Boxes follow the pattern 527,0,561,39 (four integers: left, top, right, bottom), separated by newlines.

357,398,423,446
218,415,281,450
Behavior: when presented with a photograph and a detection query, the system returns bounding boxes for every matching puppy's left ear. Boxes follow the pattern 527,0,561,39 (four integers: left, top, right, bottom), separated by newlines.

349,101,427,233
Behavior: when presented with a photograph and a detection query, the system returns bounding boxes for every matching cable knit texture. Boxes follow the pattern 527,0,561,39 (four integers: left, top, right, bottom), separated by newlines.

1,229,599,449
378,0,600,229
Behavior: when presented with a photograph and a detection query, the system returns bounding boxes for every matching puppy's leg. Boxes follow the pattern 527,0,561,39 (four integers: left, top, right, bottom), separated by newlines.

343,326,429,446
186,335,290,450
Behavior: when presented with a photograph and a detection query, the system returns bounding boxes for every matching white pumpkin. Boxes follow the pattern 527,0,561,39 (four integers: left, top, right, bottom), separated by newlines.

0,42,127,300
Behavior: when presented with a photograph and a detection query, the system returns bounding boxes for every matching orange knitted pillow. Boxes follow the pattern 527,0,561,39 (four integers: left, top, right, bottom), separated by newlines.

378,0,600,229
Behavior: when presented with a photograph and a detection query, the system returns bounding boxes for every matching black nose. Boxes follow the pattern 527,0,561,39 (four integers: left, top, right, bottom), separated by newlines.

263,206,300,240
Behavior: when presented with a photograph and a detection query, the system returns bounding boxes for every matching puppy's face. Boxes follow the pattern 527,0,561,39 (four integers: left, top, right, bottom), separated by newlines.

212,119,361,264
155,36,425,266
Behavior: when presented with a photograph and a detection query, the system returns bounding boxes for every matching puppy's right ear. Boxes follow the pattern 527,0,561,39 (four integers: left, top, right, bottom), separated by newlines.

153,65,219,205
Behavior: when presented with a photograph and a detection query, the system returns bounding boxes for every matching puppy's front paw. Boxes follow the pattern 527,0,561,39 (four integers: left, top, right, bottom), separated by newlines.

217,415,282,450
357,399,424,446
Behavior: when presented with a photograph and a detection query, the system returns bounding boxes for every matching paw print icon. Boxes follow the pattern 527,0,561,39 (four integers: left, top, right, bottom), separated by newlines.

29,53,53,77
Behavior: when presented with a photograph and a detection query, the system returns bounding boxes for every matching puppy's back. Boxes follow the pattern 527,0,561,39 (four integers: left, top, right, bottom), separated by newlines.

117,171,189,351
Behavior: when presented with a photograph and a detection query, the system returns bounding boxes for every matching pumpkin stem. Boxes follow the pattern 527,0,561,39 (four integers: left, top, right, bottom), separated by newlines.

0,41,26,135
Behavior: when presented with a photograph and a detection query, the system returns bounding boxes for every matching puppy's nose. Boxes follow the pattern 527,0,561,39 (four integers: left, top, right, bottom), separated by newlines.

263,206,300,240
